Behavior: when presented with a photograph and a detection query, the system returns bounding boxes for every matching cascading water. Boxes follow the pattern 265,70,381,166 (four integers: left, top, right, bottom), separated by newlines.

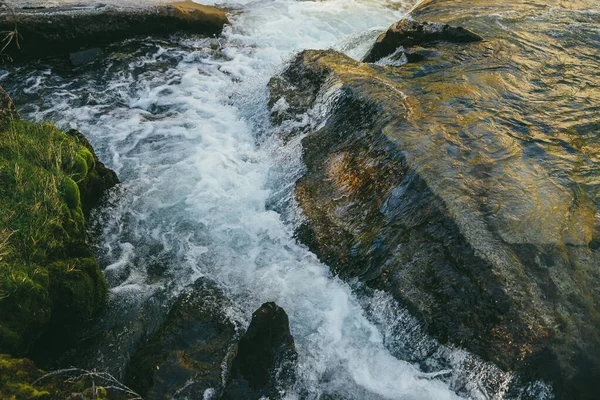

1,0,553,398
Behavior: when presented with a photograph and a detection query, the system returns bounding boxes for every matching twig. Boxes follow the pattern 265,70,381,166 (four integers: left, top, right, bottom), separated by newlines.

32,367,143,399
0,0,20,59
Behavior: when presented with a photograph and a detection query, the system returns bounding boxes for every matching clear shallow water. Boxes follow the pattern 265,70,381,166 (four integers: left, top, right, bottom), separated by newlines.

1,0,551,398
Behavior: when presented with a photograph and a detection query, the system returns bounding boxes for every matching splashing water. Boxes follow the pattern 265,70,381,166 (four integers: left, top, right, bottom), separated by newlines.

1,0,552,398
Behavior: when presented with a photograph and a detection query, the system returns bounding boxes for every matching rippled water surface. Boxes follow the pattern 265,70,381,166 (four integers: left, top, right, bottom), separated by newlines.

3,0,591,398
403,0,600,226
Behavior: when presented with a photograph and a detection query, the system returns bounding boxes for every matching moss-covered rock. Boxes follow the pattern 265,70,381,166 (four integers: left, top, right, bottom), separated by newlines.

0,118,117,358
65,129,118,216
0,354,49,400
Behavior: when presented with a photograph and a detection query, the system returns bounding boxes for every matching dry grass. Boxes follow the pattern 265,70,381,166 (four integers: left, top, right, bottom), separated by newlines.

0,0,19,61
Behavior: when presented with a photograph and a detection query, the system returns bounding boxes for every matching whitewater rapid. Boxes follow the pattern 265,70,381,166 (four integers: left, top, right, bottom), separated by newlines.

1,0,552,398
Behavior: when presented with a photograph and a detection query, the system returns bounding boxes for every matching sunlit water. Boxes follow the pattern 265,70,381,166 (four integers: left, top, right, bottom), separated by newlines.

1,0,553,398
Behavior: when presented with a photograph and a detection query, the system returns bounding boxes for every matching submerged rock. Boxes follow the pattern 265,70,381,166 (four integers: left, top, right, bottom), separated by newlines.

126,278,236,399
363,18,483,63
70,47,104,66
224,302,297,399
270,41,600,398
0,1,229,60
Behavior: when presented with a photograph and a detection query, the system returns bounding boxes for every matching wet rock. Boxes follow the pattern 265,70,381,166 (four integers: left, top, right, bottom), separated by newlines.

372,47,438,67
270,46,600,399
224,302,297,399
0,1,229,60
268,56,330,140
125,278,236,400
363,18,483,63
70,47,104,66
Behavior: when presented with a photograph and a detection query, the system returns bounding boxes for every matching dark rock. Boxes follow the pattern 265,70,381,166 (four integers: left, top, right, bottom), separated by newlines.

363,18,483,63
0,1,229,60
404,47,438,63
126,278,236,400
70,47,104,66
270,47,600,399
224,302,297,399
0,86,19,126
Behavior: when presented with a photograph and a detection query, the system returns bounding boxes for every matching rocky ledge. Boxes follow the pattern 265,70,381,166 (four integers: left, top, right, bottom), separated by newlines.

0,0,229,60
269,2,600,397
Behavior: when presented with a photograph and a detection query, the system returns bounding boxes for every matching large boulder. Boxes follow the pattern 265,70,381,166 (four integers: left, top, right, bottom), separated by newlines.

0,1,229,60
270,36,600,399
125,278,236,399
224,302,297,399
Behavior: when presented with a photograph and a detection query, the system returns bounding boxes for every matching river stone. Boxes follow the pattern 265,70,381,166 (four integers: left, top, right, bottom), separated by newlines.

269,45,600,399
363,18,483,63
125,278,235,399
224,302,297,399
0,1,229,60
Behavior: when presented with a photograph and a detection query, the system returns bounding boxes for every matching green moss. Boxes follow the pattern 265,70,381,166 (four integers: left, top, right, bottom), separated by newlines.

0,354,46,399
0,120,109,356
78,148,96,172
72,153,89,181
61,177,81,210
0,354,134,399
72,148,95,183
